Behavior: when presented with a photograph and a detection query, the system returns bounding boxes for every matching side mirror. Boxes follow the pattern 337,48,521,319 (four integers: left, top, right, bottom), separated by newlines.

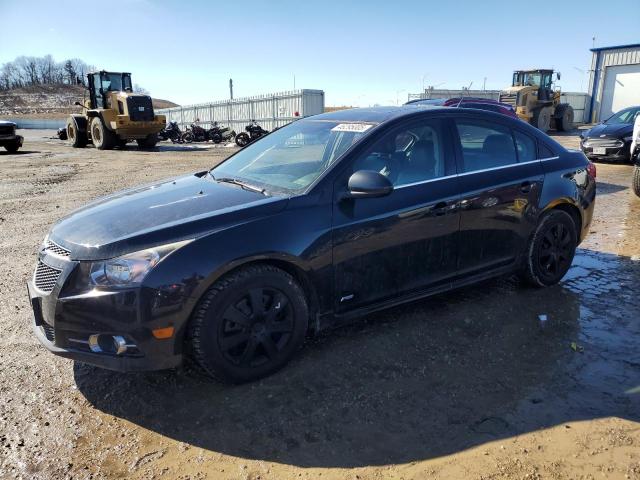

346,170,393,199
556,72,561,80
74,101,82,107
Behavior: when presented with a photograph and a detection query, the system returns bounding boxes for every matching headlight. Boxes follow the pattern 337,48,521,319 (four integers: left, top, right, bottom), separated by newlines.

88,240,191,287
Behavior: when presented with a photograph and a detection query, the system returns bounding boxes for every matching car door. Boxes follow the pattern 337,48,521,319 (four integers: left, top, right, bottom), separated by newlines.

452,116,544,277
331,117,460,313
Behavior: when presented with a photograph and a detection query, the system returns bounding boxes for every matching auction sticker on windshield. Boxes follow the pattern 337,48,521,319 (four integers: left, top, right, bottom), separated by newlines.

331,123,374,133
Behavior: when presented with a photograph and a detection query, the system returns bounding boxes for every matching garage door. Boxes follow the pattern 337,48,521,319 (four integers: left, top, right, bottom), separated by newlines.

600,63,640,120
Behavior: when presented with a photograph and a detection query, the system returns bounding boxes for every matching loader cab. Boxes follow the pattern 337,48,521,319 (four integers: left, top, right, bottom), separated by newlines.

87,71,133,109
512,69,555,103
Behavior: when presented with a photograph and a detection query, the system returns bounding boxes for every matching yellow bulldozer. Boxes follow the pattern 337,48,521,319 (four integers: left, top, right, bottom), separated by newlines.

66,71,165,150
499,69,574,133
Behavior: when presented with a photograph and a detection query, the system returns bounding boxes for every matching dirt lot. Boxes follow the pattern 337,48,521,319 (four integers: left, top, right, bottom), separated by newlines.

1,130,639,480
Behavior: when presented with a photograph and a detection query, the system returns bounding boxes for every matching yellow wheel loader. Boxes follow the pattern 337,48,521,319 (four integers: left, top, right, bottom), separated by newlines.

499,69,574,133
66,71,165,150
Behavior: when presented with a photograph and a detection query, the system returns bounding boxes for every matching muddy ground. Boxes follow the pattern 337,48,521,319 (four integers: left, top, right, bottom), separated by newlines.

0,130,638,480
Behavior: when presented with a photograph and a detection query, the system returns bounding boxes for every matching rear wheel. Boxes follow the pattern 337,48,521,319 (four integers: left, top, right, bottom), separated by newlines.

520,210,577,287
182,131,194,143
91,117,116,150
235,132,250,147
66,117,87,148
211,133,222,144
136,134,158,149
532,107,552,132
633,166,640,197
188,264,309,383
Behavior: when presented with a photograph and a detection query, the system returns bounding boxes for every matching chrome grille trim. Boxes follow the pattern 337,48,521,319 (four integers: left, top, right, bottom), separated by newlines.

499,94,517,107
34,261,62,293
583,138,624,148
44,240,70,257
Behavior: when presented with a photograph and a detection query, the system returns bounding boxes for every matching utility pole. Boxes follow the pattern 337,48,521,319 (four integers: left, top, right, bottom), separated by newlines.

293,74,296,90
483,77,487,91
229,78,233,100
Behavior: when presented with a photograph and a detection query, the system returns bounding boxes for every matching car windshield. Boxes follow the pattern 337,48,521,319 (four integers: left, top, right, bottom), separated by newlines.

604,107,640,125
211,119,375,194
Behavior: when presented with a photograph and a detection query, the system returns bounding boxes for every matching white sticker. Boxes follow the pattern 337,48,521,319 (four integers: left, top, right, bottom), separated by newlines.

331,123,373,133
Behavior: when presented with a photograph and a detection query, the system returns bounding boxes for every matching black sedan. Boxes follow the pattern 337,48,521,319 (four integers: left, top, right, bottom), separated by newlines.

28,106,596,383
580,106,640,162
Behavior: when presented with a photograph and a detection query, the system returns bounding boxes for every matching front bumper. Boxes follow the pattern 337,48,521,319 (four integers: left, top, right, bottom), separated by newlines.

581,141,630,162
27,265,183,372
0,134,23,146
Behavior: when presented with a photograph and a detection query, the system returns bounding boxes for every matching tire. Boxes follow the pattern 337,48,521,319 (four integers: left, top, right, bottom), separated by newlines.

4,141,19,153
520,210,577,287
136,134,158,149
182,131,194,143
633,166,640,198
235,132,250,147
66,117,87,148
555,104,574,132
90,117,116,150
188,264,309,383
532,107,552,132
211,133,222,144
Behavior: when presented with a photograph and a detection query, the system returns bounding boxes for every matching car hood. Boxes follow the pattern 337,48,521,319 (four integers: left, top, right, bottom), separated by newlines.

49,172,288,260
584,123,633,138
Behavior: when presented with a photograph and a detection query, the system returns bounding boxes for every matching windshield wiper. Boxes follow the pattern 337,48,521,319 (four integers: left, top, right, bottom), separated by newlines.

214,176,267,195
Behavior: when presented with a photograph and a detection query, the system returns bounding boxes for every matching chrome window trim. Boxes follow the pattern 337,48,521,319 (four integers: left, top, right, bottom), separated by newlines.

392,156,559,190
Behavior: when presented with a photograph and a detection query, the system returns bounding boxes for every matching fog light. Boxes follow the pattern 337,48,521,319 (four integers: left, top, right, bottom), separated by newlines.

88,334,132,355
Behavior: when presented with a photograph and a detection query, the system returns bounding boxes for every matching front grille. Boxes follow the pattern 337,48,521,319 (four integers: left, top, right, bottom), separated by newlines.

499,94,517,107
583,138,624,148
34,261,62,293
0,125,14,136
44,240,70,257
41,322,55,342
126,95,154,122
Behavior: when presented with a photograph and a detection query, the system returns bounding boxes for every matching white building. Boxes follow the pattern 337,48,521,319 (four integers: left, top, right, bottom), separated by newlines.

587,43,640,122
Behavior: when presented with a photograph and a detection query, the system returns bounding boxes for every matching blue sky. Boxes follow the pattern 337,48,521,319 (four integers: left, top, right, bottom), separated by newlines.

1,0,638,106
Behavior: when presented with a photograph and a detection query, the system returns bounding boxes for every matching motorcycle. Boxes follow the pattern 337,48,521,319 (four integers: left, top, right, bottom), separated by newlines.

208,122,236,144
181,123,211,143
158,121,183,143
235,120,269,147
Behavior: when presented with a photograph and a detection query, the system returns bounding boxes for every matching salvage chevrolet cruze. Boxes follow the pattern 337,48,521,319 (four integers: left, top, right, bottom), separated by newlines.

28,106,596,383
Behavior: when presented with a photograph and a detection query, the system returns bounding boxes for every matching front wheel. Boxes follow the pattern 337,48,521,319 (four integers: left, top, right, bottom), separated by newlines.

235,132,250,147
633,166,640,197
182,131,194,143
520,210,577,287
67,117,87,148
188,265,309,383
4,141,20,153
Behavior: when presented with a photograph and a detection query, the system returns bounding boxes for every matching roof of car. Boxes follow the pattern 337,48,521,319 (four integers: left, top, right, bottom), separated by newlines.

308,105,446,123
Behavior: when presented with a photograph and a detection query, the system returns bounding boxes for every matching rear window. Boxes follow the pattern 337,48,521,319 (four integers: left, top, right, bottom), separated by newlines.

514,130,536,162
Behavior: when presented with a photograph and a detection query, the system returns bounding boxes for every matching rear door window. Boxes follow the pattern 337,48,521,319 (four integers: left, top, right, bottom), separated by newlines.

454,120,517,173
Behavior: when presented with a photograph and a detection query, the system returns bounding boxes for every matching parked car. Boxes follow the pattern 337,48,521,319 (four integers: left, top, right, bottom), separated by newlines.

580,106,640,163
0,121,24,152
28,106,596,383
406,97,518,118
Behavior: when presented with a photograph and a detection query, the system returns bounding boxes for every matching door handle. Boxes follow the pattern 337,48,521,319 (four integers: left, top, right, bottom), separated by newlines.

520,181,532,193
433,201,448,216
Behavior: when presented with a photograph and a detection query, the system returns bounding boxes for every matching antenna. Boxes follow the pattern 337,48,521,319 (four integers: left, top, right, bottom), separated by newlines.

456,81,473,108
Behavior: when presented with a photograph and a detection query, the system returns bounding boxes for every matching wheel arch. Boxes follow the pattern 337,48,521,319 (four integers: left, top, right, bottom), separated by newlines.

179,254,321,350
541,200,582,244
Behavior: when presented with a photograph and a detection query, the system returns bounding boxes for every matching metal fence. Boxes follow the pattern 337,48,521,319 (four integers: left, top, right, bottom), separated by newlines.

407,89,589,123
157,89,325,132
